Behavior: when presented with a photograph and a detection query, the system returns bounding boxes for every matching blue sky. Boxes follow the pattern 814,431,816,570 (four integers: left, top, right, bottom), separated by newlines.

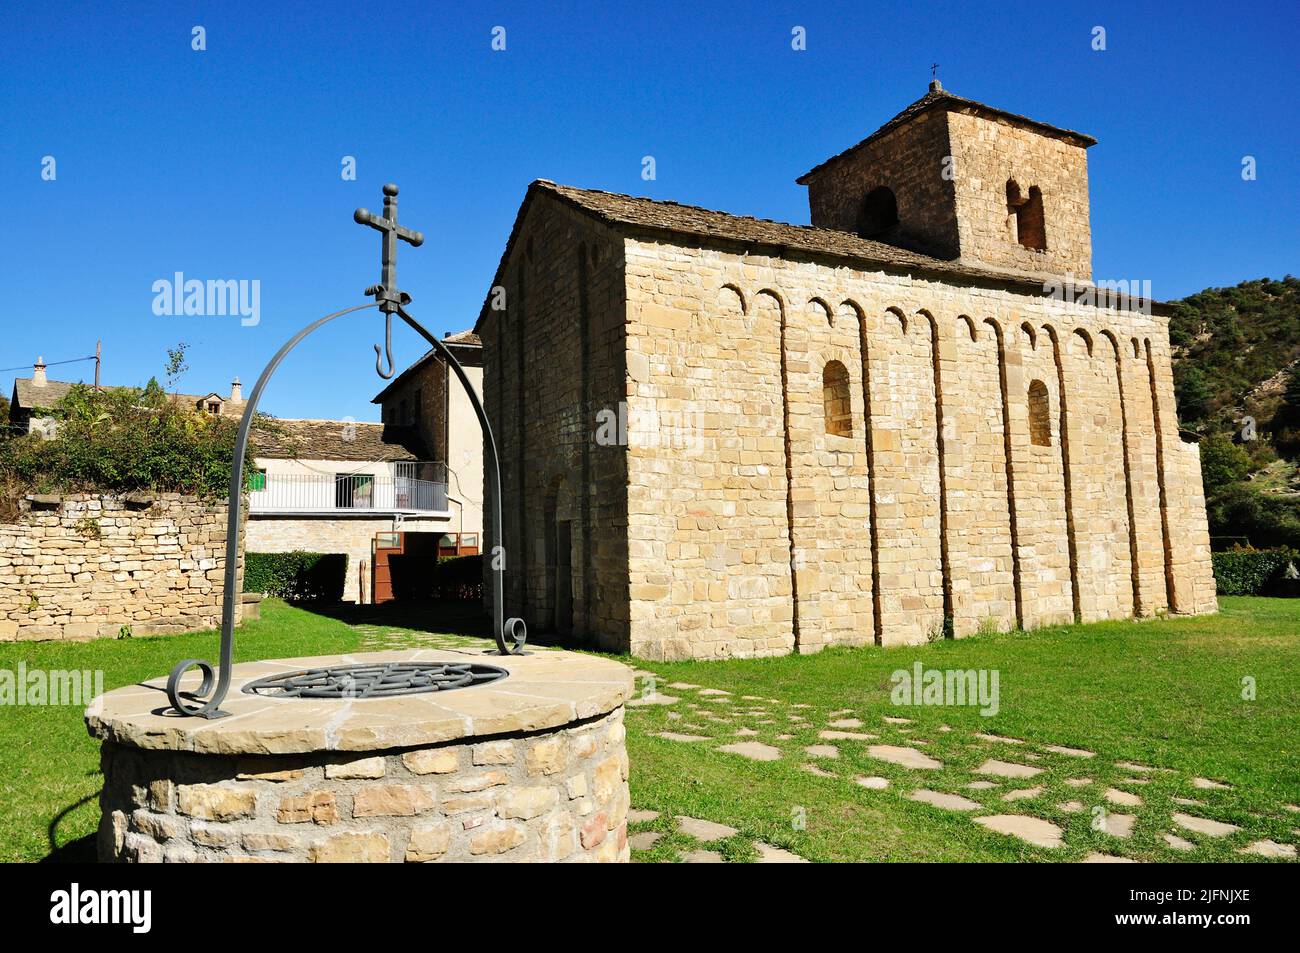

3,0,1297,420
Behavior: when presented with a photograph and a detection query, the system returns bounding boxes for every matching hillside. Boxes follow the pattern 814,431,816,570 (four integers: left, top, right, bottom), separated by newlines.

1169,276,1300,549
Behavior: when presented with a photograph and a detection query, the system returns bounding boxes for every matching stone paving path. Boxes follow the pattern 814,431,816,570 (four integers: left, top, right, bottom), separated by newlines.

623,673,1299,863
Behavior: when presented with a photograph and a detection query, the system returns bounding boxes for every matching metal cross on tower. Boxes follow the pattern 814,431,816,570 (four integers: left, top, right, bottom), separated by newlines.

355,183,425,377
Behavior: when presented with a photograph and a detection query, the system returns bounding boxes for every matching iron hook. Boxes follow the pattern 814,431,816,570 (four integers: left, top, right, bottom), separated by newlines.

375,311,396,379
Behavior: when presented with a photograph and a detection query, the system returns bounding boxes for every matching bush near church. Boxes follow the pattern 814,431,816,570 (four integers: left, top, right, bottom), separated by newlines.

243,551,348,602
1211,547,1300,596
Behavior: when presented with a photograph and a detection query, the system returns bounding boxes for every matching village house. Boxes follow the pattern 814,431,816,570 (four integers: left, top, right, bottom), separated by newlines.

7,340,486,605
475,81,1219,660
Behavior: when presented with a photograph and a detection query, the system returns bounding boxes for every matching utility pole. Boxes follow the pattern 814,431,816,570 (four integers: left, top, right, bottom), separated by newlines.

94,340,102,390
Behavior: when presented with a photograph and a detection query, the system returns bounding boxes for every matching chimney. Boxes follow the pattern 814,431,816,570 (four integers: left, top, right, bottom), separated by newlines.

33,356,47,387
230,377,242,402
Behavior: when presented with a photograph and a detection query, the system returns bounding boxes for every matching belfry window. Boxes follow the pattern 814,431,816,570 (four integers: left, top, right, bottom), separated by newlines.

1028,379,1052,446
823,361,853,437
1006,180,1047,252
856,186,899,240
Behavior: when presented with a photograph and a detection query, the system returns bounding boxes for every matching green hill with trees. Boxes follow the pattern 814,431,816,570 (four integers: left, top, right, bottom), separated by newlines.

1170,276,1300,550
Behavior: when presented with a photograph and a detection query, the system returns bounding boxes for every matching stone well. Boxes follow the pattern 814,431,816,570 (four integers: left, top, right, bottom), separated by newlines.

86,648,634,863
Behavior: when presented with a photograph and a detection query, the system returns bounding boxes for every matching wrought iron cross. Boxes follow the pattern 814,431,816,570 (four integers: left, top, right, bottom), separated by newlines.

355,183,425,376
931,62,940,80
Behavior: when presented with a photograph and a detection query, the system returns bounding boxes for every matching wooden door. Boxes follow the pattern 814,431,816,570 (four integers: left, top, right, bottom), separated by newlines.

372,532,404,603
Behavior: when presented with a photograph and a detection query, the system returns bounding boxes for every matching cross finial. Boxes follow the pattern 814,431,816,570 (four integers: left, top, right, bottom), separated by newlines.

354,183,425,314
931,62,939,79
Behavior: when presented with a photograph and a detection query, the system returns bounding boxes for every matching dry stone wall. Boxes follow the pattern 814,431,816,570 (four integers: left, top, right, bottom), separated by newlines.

0,493,241,642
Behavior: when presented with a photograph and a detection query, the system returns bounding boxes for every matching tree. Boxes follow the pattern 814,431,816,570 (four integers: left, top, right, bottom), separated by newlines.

1199,433,1253,496
1174,365,1213,423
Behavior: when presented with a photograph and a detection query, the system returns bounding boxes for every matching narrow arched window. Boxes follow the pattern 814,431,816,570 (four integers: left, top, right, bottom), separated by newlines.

1028,379,1051,446
823,361,852,437
1007,180,1047,251
857,186,899,240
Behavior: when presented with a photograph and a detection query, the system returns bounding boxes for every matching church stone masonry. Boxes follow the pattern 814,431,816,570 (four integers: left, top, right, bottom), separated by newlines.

475,82,1218,661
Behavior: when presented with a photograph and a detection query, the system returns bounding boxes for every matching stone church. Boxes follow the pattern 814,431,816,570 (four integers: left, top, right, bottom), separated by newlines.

474,81,1218,660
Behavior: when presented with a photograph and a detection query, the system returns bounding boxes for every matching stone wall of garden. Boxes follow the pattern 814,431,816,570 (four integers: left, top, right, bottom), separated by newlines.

0,492,243,642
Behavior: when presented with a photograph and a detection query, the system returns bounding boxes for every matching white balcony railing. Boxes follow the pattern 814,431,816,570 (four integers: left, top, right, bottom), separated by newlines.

249,473,449,515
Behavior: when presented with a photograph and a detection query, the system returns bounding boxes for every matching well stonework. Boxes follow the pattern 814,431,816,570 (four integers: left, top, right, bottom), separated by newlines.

0,492,242,643
88,648,633,863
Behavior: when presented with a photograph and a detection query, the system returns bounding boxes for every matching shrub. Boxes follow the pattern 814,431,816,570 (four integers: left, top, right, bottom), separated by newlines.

1211,548,1300,596
244,551,347,602
0,381,256,499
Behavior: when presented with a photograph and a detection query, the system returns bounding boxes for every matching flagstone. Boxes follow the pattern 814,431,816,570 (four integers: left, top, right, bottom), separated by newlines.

755,842,809,864
882,716,912,724
734,726,759,736
974,814,1063,849
966,780,998,790
1192,777,1231,790
974,732,1023,744
681,849,724,863
777,733,794,740
791,704,812,709
1239,839,1295,859
867,745,943,770
741,695,766,701
676,816,739,841
1105,787,1143,807
665,711,681,721
629,832,662,850
1043,744,1095,758
627,693,679,707
1171,797,1204,807
1284,804,1300,813
667,682,700,690
1002,787,1043,801
698,688,731,696
1064,778,1092,788
1101,812,1136,838
1058,801,1084,813
627,809,660,823
1173,812,1239,837
829,708,854,717
1115,761,1154,773
827,718,864,729
717,741,782,762
802,763,835,778
804,745,838,759
654,732,709,742
1082,852,1136,863
819,730,877,741
909,789,982,811
855,776,889,789
975,759,1043,779
1163,833,1195,851
937,725,952,732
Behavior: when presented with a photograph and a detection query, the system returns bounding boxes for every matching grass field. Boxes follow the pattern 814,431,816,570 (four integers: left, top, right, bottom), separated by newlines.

0,597,1296,863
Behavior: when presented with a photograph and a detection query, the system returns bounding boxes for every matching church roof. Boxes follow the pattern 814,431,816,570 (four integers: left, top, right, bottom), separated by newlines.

532,180,1100,290
476,177,1168,330
796,83,1096,184
250,418,428,462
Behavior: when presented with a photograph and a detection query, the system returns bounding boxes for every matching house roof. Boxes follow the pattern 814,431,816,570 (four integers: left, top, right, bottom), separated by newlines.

796,83,1096,184
250,418,428,462
11,378,245,414
370,330,483,405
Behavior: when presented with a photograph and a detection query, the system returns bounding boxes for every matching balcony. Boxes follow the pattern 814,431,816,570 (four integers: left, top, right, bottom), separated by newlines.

249,472,449,516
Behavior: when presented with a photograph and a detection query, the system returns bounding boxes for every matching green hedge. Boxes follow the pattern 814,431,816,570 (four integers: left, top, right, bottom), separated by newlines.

244,551,347,602
1211,548,1300,596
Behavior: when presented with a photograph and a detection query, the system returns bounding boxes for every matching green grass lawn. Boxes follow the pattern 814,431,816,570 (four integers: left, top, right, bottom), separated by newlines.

0,597,1296,863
